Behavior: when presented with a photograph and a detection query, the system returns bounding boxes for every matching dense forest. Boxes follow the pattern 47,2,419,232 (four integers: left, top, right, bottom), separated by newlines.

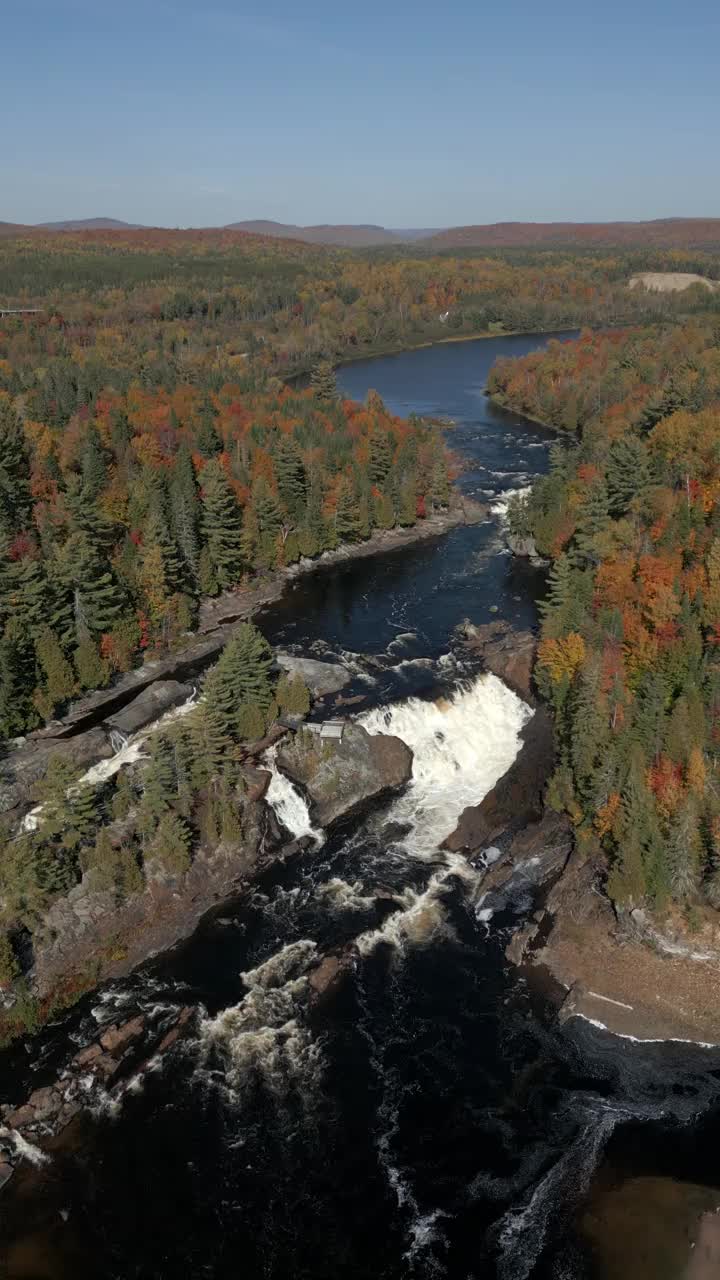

3,230,720,377
489,321,720,915
2,229,720,1023
0,313,450,740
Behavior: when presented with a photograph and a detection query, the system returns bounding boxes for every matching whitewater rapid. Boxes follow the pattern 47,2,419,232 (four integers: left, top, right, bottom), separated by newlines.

358,673,532,857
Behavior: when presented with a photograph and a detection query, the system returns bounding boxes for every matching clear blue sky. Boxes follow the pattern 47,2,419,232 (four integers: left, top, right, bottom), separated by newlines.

5,0,720,227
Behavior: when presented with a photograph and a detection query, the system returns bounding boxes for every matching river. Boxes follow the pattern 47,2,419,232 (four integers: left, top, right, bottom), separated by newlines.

2,333,720,1280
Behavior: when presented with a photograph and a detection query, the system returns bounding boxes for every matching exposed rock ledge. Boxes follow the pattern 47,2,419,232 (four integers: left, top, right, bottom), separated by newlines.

457,618,537,703
277,722,413,828
509,851,720,1045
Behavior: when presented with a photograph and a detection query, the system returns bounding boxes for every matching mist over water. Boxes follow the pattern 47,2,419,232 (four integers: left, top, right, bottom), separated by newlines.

3,334,720,1280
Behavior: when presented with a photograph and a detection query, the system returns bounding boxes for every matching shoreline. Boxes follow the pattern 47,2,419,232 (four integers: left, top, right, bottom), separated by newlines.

2,498,486,830
286,326,580,382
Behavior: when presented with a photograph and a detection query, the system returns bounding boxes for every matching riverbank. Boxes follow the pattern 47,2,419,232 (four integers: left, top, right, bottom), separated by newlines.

1,497,484,831
286,325,580,381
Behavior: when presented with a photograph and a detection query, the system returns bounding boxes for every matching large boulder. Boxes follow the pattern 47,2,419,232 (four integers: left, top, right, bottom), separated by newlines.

442,707,554,854
277,722,413,827
275,654,351,698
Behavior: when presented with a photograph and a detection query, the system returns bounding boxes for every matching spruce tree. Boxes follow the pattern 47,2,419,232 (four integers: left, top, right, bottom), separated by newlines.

370,431,392,486
34,626,76,718
431,457,450,509
72,535,126,637
310,360,337,403
569,478,609,569
203,624,274,739
606,435,651,517
170,444,200,583
0,400,32,536
0,616,39,737
200,459,245,590
145,811,192,878
335,477,361,542
274,436,306,518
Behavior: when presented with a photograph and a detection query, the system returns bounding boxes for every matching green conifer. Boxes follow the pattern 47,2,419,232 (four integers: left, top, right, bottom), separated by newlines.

200,459,245,590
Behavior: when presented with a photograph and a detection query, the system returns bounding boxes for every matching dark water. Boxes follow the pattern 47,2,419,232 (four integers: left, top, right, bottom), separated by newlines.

3,334,720,1280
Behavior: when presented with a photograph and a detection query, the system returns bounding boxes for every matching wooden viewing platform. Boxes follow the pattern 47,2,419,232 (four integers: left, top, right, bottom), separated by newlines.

0,308,44,317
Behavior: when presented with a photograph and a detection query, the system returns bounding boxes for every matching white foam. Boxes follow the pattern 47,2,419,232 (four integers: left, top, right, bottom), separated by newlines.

359,673,532,858
491,485,532,519
265,748,323,844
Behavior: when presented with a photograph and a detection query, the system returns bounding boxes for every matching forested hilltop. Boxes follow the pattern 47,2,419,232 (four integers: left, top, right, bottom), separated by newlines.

489,321,720,914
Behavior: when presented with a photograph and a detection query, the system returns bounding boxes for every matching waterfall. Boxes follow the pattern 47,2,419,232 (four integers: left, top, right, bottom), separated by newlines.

359,673,532,857
264,747,323,844
21,693,199,831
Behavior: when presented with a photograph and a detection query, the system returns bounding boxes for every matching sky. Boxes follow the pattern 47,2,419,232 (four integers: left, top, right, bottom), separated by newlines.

4,0,720,227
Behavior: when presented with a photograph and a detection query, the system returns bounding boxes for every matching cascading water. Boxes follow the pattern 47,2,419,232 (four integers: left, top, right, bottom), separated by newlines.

359,672,532,858
264,747,324,844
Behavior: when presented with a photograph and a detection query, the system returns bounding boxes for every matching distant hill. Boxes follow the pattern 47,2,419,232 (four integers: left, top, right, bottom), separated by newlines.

224,220,419,247
0,221,31,237
426,219,720,250
39,217,145,231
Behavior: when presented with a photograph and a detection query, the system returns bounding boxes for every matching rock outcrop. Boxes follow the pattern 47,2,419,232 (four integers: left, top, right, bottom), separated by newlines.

442,707,554,854
275,654,350,698
457,619,536,702
104,680,193,738
277,722,413,827
0,1006,197,1187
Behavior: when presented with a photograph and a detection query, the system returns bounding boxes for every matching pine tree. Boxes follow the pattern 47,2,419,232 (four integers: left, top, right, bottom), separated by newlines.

236,702,266,741
274,436,306,518
15,556,51,638
187,705,231,790
74,632,111,690
80,424,109,500
370,431,392,486
276,673,311,716
34,626,76,718
145,811,192,878
569,478,609,569
668,796,701,901
85,828,118,893
335,477,361,542
0,932,18,988
0,400,32,536
200,459,245,590
0,615,39,737
606,435,651,517
170,444,200,583
72,535,126,637
203,624,274,739
310,360,337,403
431,457,450,509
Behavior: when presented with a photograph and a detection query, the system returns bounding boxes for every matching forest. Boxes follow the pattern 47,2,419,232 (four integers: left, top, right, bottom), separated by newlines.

2,228,720,1019
489,320,720,915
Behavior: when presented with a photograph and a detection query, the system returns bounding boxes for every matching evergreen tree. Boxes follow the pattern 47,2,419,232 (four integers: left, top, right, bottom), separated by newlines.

276,673,311,716
74,630,111,690
200,459,245,590
0,400,32,536
34,626,76,719
15,556,51,638
569,478,609,569
431,457,450,509
335,477,361,542
606,435,651,517
0,616,39,737
80,424,109,499
145,811,192,878
72,535,126,637
370,431,392,486
203,624,274,739
310,360,337,403
170,444,200,583
274,436,306,517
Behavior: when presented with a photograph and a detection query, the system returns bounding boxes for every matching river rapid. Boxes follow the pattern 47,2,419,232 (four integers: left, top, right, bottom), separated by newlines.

3,334,720,1280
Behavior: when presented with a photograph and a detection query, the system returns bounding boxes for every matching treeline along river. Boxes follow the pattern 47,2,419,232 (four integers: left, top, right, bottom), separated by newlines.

3,333,720,1280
